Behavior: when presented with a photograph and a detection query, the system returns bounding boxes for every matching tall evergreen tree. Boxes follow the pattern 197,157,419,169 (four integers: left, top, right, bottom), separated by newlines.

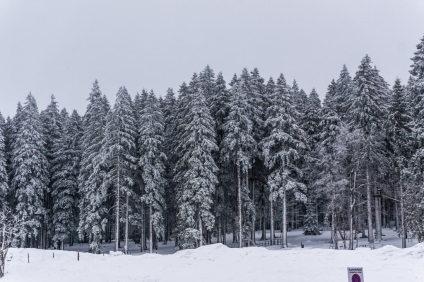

103,86,137,253
406,35,424,242
11,94,49,247
0,114,9,212
78,80,110,253
139,91,166,253
51,109,79,249
262,74,307,248
222,80,256,248
174,82,218,249
347,55,389,245
385,79,412,246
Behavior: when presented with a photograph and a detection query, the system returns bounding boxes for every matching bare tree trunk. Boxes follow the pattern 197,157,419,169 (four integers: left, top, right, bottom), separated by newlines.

217,216,221,244
270,198,274,244
374,185,382,242
198,217,203,247
0,223,7,278
281,186,288,248
349,170,357,250
400,175,406,248
251,175,255,244
141,202,146,252
237,164,242,248
124,193,129,254
149,203,153,253
331,182,338,249
115,154,120,252
366,165,374,246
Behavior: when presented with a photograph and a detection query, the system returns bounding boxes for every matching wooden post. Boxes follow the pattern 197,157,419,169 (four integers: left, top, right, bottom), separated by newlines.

53,252,54,258
27,253,29,263
77,251,79,261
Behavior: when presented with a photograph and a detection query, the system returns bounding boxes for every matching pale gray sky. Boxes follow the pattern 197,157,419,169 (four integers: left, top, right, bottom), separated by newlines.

0,0,423,117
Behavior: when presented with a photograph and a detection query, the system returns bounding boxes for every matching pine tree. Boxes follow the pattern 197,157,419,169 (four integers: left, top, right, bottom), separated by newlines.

335,65,354,120
51,109,79,249
301,88,322,236
174,80,218,249
0,114,9,212
347,55,389,245
316,104,348,249
222,80,256,248
139,91,166,253
262,74,307,248
78,80,110,253
11,93,49,247
103,86,137,253
161,88,177,244
40,95,62,248
385,78,412,246
405,35,424,242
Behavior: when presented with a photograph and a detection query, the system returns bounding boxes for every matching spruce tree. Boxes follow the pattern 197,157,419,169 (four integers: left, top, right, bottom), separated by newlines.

174,81,218,249
222,80,256,248
51,109,78,249
78,80,110,253
139,91,166,253
385,79,412,246
11,93,49,247
103,86,137,253
0,114,9,212
347,55,389,245
262,74,307,248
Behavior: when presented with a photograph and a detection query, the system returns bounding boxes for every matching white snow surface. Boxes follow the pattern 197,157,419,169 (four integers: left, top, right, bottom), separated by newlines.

3,242,424,282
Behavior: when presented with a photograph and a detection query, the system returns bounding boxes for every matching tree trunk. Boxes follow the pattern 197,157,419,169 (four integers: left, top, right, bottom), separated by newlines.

251,175,256,243
331,184,338,250
281,186,288,248
124,193,129,254
348,170,356,250
115,154,120,252
366,165,374,245
237,163,242,248
374,185,382,242
141,202,146,252
399,175,406,248
198,217,203,247
149,203,153,253
270,198,274,244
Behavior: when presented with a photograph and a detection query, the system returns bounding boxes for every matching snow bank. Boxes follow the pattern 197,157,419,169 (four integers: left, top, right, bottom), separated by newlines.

3,243,424,282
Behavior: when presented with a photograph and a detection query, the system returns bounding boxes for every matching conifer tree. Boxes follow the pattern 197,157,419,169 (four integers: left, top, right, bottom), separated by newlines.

51,109,78,249
139,91,166,253
347,55,389,245
174,80,218,249
385,79,412,246
405,35,424,242
0,114,9,212
103,86,137,253
222,80,256,248
262,74,307,248
11,93,49,247
41,95,62,248
78,80,110,253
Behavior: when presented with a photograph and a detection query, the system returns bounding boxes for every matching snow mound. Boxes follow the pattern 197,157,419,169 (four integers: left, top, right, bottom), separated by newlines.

109,251,124,256
3,244,424,282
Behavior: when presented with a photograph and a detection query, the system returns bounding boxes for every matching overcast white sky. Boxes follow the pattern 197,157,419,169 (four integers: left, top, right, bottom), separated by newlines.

0,0,423,118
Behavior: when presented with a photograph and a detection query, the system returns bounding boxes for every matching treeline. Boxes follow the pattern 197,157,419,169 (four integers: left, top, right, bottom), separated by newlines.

0,35,424,252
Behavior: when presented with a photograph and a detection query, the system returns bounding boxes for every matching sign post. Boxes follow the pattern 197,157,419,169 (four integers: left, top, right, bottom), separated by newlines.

347,267,364,282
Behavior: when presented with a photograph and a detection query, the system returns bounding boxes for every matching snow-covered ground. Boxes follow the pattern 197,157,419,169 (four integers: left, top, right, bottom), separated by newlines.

3,228,423,282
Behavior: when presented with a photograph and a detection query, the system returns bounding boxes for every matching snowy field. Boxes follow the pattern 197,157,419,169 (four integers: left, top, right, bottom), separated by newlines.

3,228,423,282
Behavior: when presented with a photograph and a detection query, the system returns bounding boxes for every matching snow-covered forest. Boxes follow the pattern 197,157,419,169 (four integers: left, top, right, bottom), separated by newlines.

1,34,424,254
